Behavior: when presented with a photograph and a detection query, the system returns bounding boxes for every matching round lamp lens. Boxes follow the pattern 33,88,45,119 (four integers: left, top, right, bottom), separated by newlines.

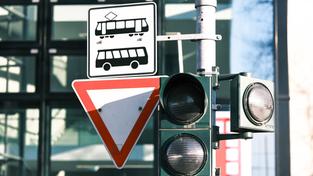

163,74,206,125
163,135,206,175
244,83,274,124
166,83,204,124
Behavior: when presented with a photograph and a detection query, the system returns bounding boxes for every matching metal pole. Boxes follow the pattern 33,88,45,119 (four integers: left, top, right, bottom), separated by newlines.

274,0,290,175
195,1,217,176
195,0,217,74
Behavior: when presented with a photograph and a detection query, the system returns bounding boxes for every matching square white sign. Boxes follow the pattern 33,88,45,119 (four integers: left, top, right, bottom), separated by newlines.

88,2,157,78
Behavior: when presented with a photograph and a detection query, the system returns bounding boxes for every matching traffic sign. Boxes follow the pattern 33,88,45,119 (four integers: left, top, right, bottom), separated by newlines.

72,77,159,169
88,2,157,78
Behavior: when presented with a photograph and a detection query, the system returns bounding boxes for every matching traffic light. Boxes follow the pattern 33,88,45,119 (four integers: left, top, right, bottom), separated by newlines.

230,75,275,132
156,73,212,176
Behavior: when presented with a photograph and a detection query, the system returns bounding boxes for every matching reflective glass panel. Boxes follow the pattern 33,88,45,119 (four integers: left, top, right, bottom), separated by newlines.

52,5,98,41
25,108,40,176
50,55,86,92
0,108,39,176
0,55,36,93
0,5,37,41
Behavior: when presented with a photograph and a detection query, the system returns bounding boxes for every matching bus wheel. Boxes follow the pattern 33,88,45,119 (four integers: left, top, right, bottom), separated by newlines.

129,34,133,37
110,35,114,38
130,61,139,69
100,36,104,39
103,63,111,71
139,33,144,36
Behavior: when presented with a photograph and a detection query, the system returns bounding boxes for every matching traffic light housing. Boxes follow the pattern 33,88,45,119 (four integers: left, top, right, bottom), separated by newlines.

230,75,275,132
157,73,212,176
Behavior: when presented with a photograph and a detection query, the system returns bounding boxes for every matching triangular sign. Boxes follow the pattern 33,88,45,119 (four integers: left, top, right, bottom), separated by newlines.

72,77,159,169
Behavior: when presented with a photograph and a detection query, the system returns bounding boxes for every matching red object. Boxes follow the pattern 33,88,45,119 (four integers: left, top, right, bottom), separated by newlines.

216,116,241,176
72,77,160,169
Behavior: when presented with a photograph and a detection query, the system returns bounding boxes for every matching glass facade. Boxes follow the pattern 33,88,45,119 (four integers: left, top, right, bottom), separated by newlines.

50,55,86,92
0,55,36,93
0,0,277,176
52,5,91,41
0,5,37,41
0,108,39,176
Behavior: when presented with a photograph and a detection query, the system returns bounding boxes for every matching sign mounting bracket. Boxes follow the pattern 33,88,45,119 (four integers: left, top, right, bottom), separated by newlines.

157,33,222,42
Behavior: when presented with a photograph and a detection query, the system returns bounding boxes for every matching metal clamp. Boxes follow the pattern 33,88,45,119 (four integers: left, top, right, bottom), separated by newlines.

195,0,217,8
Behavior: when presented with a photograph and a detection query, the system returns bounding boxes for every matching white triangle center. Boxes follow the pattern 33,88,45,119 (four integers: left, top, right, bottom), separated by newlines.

87,87,154,151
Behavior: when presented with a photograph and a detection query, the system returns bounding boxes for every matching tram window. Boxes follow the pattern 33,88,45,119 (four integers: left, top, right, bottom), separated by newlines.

121,50,129,58
106,51,113,59
116,21,125,29
98,51,105,60
137,49,145,57
142,20,148,27
126,20,135,28
113,51,121,59
107,22,115,30
129,49,137,57
96,23,101,30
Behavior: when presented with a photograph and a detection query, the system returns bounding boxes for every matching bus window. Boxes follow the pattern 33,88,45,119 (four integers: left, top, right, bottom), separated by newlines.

116,21,125,29
107,21,115,30
142,19,148,27
126,20,135,28
120,50,129,58
106,51,113,59
113,50,121,59
136,48,145,57
98,51,105,60
129,49,137,57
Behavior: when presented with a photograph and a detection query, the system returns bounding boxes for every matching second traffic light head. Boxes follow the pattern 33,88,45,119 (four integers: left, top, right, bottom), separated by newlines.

231,75,275,132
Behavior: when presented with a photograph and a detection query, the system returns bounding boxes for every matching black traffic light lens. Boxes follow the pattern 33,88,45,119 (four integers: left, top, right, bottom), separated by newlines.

163,74,206,125
162,134,207,176
243,83,274,125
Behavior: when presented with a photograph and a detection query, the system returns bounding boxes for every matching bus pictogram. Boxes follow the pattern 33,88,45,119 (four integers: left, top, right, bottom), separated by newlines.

96,47,148,71
95,18,149,39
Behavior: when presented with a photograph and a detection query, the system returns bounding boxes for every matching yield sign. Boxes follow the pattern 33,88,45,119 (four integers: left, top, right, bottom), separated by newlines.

72,77,159,169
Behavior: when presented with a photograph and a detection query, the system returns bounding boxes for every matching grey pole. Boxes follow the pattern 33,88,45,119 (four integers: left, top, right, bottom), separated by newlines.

195,1,217,176
195,0,217,74
274,0,290,175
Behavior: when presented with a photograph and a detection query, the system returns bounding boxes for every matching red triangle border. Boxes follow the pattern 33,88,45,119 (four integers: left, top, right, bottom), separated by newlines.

72,77,160,168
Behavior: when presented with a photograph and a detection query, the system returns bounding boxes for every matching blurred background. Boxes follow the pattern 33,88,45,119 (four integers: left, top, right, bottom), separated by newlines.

0,0,310,175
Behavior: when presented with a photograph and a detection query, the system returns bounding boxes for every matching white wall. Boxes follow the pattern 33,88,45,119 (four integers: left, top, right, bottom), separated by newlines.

288,1,313,175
